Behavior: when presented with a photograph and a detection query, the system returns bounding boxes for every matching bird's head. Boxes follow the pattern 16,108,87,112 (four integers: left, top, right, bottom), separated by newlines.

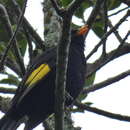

71,25,89,49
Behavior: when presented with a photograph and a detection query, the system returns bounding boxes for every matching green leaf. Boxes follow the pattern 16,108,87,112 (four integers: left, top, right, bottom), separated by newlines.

17,33,27,56
17,0,24,8
92,22,104,38
62,0,91,18
72,108,85,113
108,0,122,10
0,23,27,57
75,2,90,18
0,24,9,42
0,0,24,8
84,102,93,106
0,0,10,5
78,73,96,101
0,42,16,60
78,94,87,102
11,25,27,56
84,73,96,87
61,0,73,7
0,78,18,86
0,74,19,86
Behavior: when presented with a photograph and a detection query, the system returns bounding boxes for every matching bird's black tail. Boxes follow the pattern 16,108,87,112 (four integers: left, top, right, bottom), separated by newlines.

0,113,18,130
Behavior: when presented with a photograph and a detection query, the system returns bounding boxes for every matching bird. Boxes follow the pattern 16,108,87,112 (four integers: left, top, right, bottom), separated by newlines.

0,25,89,130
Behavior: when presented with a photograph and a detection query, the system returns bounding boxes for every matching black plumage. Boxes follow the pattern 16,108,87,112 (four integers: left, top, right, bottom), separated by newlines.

0,26,88,130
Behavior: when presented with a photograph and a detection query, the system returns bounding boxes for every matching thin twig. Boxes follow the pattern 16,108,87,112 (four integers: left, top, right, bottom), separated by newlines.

83,69,130,94
11,0,45,50
86,43,130,77
86,30,129,78
0,4,26,76
108,20,123,43
108,6,130,17
110,30,130,61
86,10,130,61
86,0,105,30
68,0,85,15
118,30,130,47
0,54,22,76
0,87,16,94
102,0,108,56
75,101,130,122
24,28,33,65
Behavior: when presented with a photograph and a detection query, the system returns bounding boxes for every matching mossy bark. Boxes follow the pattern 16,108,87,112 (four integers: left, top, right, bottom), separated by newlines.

43,1,81,130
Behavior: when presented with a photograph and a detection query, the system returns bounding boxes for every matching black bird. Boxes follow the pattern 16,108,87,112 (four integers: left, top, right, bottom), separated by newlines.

0,25,88,130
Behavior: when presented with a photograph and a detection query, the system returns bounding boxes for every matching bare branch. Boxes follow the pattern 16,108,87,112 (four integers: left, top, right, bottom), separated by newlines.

0,87,16,94
119,30,130,46
75,101,130,122
108,20,123,43
102,0,108,56
50,0,64,16
0,4,25,76
86,0,105,29
108,6,129,17
86,10,130,60
11,0,45,50
68,0,85,15
87,43,130,77
24,28,33,65
83,69,130,94
0,54,22,76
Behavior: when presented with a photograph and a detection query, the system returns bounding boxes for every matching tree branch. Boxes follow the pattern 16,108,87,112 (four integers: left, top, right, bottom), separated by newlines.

86,43,130,77
55,15,72,130
102,0,108,56
0,87,16,94
86,0,105,29
75,101,130,122
86,10,130,60
50,0,64,16
24,28,33,65
0,4,26,76
108,20,123,43
52,0,86,129
0,54,22,76
11,0,45,50
108,6,129,17
68,0,85,15
83,69,130,94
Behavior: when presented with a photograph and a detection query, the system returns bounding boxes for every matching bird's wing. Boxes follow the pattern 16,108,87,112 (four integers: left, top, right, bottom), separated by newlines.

13,47,56,105
25,47,56,87
17,63,52,103
25,63,51,87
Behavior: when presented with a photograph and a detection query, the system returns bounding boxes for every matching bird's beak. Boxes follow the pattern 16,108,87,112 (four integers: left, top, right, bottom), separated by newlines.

77,25,89,35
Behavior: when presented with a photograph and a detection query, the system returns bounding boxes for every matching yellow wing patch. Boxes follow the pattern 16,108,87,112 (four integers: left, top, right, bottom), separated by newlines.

26,64,51,86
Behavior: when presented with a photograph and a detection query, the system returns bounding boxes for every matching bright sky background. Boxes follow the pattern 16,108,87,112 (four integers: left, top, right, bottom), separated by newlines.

1,0,130,130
